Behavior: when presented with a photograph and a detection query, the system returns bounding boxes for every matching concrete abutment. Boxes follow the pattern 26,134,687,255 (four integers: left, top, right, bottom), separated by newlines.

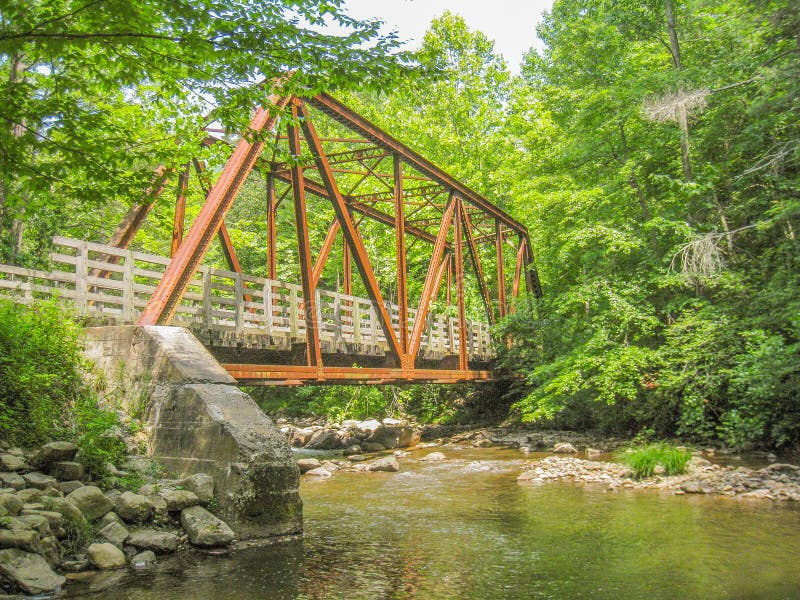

82,325,302,539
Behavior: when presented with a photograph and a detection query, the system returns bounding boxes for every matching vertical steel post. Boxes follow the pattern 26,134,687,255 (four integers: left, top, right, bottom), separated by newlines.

288,105,322,368
343,241,352,295
171,164,190,258
495,219,506,318
394,154,408,358
454,198,468,370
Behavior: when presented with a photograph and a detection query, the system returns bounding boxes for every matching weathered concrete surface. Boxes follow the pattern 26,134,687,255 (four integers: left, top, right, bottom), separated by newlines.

83,326,302,539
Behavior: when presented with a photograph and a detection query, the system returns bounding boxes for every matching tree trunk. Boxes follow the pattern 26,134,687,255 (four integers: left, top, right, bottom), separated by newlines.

664,0,693,181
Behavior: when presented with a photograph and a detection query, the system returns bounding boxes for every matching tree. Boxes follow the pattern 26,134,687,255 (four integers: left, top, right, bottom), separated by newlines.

0,0,409,263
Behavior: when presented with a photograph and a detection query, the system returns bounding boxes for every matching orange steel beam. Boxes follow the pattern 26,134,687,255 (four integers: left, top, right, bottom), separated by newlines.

512,237,526,308
271,170,443,246
342,240,352,295
223,364,493,384
170,164,190,257
288,105,323,368
496,220,507,318
408,194,456,359
394,154,409,358
139,95,290,325
311,219,341,287
461,205,495,326
298,102,403,364
454,198,469,370
307,94,527,235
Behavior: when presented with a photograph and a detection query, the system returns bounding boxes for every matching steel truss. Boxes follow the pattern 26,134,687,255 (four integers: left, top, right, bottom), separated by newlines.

108,92,541,384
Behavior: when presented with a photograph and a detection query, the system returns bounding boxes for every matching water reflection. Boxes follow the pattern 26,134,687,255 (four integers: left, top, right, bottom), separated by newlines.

66,447,800,599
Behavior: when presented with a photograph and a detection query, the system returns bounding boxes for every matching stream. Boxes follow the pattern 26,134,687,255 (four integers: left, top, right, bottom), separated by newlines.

66,446,800,599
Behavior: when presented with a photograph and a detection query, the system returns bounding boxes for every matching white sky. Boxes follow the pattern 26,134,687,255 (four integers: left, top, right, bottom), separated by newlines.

341,0,554,73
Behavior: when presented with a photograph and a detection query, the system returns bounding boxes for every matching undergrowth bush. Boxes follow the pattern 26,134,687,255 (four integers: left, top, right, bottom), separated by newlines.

617,444,692,479
0,299,125,475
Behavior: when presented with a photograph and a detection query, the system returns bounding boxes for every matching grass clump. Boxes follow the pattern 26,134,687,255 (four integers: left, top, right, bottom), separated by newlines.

617,443,692,479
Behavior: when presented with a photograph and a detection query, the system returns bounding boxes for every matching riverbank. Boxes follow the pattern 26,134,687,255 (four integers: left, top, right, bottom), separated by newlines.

282,418,800,503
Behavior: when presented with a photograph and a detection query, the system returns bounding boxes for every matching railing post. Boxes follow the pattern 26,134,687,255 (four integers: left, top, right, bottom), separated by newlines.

202,269,212,328
234,272,244,337
353,300,361,345
370,303,379,346
289,288,299,340
263,281,273,336
74,241,89,314
121,250,134,322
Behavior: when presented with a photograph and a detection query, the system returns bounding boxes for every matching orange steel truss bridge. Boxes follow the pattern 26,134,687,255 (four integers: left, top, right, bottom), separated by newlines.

82,93,541,385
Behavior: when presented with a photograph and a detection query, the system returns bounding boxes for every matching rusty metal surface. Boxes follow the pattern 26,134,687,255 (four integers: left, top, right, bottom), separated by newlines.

223,364,494,384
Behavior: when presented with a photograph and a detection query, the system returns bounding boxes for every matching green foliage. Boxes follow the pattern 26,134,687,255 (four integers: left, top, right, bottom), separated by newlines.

0,298,83,444
617,444,692,479
73,395,126,479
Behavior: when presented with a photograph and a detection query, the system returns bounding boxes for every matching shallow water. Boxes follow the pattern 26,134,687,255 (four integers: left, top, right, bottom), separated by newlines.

67,447,800,599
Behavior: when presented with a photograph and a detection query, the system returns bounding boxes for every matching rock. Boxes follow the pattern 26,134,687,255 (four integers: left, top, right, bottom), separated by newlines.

0,493,22,516
178,473,215,504
361,442,386,453
759,463,800,474
367,457,400,472
305,429,343,450
115,491,153,523
0,472,25,490
60,559,90,573
0,454,26,472
67,486,113,521
347,455,367,462
305,467,331,477
98,521,129,548
59,480,85,495
421,452,446,462
146,495,168,517
39,497,88,533
22,472,57,490
161,489,200,512
99,511,124,529
553,443,578,454
517,471,540,482
16,514,51,536
320,460,340,472
0,528,39,552
131,550,157,569
585,448,602,457
345,444,362,455
180,506,235,547
0,548,66,594
126,529,179,553
680,481,706,494
369,426,402,450
87,542,127,569
15,488,42,504
21,510,62,533
398,428,421,448
31,441,79,468
296,458,322,473
357,419,382,433
47,461,85,481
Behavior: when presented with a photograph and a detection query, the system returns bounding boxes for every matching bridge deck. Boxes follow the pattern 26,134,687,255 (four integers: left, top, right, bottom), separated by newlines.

0,238,495,382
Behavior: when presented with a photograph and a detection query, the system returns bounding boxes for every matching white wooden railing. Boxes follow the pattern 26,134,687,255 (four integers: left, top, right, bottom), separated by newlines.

0,237,493,360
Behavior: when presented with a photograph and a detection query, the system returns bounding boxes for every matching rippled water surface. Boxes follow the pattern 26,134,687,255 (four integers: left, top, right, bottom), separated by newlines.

67,447,800,599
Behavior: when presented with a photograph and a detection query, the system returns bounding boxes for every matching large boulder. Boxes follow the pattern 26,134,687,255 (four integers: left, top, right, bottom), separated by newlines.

22,472,57,490
367,457,400,472
47,461,85,481
126,529,179,553
0,472,25,490
0,493,22,516
31,442,79,468
115,491,153,523
553,443,578,454
0,528,39,552
0,548,65,594
305,429,343,450
98,521,130,548
39,496,88,533
161,489,200,512
131,550,157,569
87,542,127,569
181,506,235,547
0,454,27,472
296,458,322,473
67,486,113,521
178,473,215,504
